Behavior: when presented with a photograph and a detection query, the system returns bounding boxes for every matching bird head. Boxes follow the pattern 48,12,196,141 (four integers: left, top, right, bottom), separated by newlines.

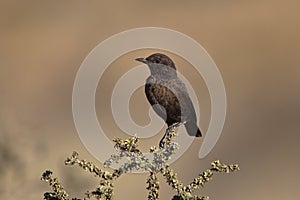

136,53,177,77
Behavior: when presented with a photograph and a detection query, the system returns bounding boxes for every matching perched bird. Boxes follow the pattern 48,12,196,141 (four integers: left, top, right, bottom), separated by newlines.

136,53,201,147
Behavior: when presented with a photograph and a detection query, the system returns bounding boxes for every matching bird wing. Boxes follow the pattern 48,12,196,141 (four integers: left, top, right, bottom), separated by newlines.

145,76,198,127
164,78,198,123
145,82,168,121
145,80,182,125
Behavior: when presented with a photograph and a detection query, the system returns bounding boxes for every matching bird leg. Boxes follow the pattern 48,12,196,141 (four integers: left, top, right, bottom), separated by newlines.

159,121,186,149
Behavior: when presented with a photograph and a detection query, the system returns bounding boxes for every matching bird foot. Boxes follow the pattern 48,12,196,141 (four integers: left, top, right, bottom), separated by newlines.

159,139,165,149
167,121,186,132
159,121,186,149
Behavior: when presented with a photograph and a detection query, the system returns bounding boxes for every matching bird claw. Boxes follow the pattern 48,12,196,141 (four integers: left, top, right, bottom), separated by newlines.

159,121,186,149
159,139,165,149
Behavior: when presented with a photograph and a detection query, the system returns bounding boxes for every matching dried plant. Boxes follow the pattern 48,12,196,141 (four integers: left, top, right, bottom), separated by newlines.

42,123,239,200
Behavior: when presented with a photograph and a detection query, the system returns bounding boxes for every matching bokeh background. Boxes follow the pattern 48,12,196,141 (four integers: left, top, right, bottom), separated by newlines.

1,0,299,199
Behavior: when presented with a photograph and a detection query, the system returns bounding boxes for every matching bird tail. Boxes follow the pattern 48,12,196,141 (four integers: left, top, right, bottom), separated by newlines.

185,122,202,137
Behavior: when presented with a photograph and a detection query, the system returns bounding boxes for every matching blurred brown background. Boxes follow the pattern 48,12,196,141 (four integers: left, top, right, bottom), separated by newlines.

1,0,299,199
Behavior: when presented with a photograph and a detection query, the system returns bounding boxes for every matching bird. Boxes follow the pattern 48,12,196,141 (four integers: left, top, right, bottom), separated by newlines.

136,53,202,148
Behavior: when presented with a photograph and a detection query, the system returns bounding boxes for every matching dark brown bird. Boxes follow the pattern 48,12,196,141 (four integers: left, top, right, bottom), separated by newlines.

136,53,201,147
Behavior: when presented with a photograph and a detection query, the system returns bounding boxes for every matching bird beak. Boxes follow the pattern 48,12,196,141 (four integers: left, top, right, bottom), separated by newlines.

135,57,148,64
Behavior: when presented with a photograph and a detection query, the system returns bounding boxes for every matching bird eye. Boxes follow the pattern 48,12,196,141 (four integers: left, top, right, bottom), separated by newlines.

154,59,160,64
